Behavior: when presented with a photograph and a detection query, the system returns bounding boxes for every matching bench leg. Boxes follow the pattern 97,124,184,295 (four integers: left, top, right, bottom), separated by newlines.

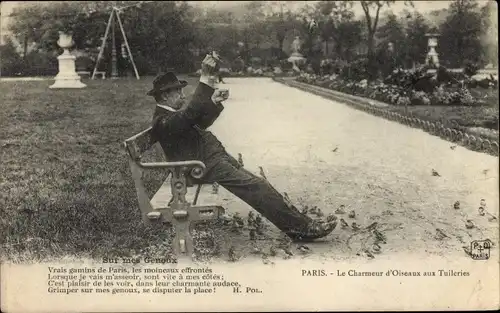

172,220,194,260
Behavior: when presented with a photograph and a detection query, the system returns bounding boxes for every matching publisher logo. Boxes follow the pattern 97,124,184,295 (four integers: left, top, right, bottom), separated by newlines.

470,240,492,260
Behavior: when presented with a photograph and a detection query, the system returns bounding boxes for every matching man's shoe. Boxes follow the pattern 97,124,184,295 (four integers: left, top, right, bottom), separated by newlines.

286,219,337,242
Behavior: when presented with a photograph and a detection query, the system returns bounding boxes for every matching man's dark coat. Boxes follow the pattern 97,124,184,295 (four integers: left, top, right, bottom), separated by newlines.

151,82,236,174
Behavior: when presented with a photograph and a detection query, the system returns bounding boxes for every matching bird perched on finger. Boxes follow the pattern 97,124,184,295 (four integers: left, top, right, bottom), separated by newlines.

432,169,441,177
258,166,267,180
340,218,349,229
237,153,244,167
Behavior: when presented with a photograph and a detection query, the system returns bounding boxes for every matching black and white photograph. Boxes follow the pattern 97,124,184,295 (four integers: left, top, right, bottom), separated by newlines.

1,0,498,311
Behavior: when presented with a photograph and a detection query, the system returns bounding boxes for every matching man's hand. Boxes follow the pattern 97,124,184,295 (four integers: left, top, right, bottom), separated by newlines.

211,88,229,104
201,53,220,77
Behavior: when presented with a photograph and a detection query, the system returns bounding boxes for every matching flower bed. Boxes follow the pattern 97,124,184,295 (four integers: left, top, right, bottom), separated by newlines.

296,72,499,133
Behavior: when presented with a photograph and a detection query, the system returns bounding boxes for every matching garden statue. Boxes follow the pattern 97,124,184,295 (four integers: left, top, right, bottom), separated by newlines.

288,36,306,73
425,32,440,69
50,32,87,89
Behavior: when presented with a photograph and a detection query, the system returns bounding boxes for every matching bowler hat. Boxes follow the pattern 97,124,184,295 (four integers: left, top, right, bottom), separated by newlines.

146,72,188,96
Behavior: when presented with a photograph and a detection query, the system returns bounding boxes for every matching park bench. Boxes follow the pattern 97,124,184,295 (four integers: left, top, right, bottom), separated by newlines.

123,127,225,260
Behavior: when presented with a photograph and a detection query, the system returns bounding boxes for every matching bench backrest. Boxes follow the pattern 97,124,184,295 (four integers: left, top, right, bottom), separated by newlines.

124,127,157,161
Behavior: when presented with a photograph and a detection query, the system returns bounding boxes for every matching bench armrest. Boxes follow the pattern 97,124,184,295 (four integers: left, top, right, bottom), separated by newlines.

135,160,206,179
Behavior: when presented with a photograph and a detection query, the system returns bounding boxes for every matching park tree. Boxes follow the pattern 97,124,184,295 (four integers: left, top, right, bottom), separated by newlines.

439,0,483,67
479,1,498,66
358,0,413,79
263,1,296,52
376,13,407,68
312,0,361,59
405,12,431,67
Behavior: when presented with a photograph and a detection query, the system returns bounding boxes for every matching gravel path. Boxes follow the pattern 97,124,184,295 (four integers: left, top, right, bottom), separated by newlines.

199,78,498,262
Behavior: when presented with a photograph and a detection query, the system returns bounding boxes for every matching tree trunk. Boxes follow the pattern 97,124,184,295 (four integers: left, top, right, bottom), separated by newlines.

23,33,29,60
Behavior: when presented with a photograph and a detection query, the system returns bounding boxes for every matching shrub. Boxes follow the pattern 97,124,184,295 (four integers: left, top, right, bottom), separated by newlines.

339,57,369,82
0,39,24,76
463,60,480,77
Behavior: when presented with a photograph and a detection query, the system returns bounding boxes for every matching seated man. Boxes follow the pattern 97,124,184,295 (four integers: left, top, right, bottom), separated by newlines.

149,54,337,241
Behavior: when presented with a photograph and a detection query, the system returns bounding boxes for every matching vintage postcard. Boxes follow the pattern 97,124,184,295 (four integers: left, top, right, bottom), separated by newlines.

1,0,499,311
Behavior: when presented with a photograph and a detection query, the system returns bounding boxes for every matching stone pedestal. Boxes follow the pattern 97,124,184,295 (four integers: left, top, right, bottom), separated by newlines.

50,32,86,89
288,53,306,73
425,34,440,68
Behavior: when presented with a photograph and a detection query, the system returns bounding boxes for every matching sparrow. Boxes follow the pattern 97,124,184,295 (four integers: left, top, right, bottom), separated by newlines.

372,243,382,254
269,245,278,257
332,147,338,152
249,228,256,240
435,228,449,240
465,220,474,229
335,205,346,214
365,222,378,231
351,222,360,231
262,254,274,265
233,213,245,227
340,218,349,229
453,201,460,210
348,210,356,219
462,246,472,257
478,207,485,216
228,246,239,262
212,182,219,194
373,230,387,244
482,169,489,175
247,211,255,226
432,169,441,177
364,249,375,259
251,242,262,254
326,214,337,223
450,145,457,150
316,208,324,217
237,153,244,167
283,247,294,258
297,245,311,254
480,199,486,207
258,166,267,180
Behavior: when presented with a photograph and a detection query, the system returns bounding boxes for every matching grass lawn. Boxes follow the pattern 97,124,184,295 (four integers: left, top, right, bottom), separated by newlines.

0,76,205,263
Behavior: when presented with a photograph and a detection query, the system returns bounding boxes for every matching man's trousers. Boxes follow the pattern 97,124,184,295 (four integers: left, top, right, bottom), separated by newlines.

199,153,313,233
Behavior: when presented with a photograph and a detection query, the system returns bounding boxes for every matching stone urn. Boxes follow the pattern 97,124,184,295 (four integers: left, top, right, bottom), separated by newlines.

425,33,440,69
287,36,306,73
50,31,86,89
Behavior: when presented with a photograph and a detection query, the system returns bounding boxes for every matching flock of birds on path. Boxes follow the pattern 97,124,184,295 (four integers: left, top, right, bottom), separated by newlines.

208,153,497,263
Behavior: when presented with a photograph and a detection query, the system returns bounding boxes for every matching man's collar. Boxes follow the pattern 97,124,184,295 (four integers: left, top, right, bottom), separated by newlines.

156,104,178,112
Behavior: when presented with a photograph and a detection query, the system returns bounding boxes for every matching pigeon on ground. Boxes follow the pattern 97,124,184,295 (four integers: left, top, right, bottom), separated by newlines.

450,145,457,150
297,245,311,254
332,147,339,152
348,210,356,219
351,222,360,231
316,208,324,217
364,249,375,259
432,169,441,177
228,246,239,262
